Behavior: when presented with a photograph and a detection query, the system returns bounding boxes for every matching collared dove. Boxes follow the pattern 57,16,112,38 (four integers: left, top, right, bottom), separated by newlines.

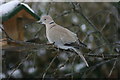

37,15,89,67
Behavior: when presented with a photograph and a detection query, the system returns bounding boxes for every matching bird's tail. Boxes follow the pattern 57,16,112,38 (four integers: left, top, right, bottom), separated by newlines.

72,47,89,67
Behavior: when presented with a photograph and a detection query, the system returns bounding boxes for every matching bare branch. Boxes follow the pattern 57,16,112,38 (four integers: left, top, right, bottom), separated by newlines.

54,10,71,19
100,13,111,32
82,58,117,78
71,3,99,31
0,25,13,40
71,3,113,53
42,53,58,80
3,38,120,58
53,55,70,76
7,52,33,79
71,55,77,79
108,60,117,77
46,2,52,15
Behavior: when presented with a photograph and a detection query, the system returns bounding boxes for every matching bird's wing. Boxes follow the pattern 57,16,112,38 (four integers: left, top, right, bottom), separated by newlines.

58,26,78,44
64,40,87,49
49,25,87,48
64,41,80,49
61,27,87,48
49,25,77,43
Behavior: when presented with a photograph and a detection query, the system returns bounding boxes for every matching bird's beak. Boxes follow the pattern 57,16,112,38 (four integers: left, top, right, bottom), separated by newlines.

36,20,43,24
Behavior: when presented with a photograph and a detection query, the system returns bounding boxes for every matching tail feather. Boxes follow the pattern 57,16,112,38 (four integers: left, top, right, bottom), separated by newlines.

72,47,89,67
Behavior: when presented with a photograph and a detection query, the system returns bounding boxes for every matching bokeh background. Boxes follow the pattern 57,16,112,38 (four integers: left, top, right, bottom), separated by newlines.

1,1,120,78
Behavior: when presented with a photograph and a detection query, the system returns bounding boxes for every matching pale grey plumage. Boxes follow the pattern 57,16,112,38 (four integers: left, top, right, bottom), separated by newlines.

38,15,89,67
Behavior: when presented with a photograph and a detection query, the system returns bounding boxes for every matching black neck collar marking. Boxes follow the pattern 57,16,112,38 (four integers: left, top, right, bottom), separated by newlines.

49,21,54,24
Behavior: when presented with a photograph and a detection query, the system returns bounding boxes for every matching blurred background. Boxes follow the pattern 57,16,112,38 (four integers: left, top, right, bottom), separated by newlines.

1,1,120,78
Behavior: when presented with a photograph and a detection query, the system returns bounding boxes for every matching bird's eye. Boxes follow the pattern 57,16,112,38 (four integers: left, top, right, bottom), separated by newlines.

44,19,46,20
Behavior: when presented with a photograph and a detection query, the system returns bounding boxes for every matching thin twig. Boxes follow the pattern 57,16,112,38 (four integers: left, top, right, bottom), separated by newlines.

7,53,33,80
71,55,77,79
34,26,43,38
82,58,117,78
72,3,98,31
71,3,113,53
100,13,111,32
53,54,70,76
46,2,52,15
108,59,117,77
54,10,71,19
87,54,120,59
82,31,98,42
0,25,13,40
42,53,58,80
88,10,110,19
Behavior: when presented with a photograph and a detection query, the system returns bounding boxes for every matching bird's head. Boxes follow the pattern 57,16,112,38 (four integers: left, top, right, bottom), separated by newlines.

37,15,54,25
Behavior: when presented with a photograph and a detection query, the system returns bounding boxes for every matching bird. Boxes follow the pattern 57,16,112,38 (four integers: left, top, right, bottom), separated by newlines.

37,15,90,67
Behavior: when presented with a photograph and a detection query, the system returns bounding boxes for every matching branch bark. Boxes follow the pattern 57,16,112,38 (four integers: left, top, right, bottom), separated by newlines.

2,38,120,58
